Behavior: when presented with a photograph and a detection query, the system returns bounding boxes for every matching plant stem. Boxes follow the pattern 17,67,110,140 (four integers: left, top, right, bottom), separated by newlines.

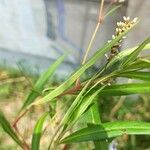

82,23,100,65
82,0,105,65
131,135,136,150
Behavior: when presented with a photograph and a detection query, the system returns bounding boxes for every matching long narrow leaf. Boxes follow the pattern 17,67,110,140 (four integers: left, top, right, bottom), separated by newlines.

31,112,48,150
103,42,150,75
126,59,150,70
119,71,150,81
88,83,150,96
61,121,150,143
68,86,105,126
0,111,23,148
122,37,150,67
60,79,93,126
88,101,101,124
32,24,137,106
88,102,109,150
105,5,121,17
20,55,66,111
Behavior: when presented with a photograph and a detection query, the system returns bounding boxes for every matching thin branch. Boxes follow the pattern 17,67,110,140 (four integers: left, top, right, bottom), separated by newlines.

98,0,105,23
82,0,105,65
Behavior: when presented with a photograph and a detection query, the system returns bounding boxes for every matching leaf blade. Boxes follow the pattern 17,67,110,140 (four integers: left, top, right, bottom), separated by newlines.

103,41,150,75
61,121,150,143
20,55,66,111
31,112,48,150
122,37,150,67
88,83,150,96
119,71,150,81
0,111,23,148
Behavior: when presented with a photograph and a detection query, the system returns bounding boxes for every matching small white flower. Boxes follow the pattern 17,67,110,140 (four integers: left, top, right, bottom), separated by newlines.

117,22,121,26
107,40,111,43
133,17,138,23
123,16,130,22
123,16,127,21
112,35,116,39
126,16,130,21
116,28,119,32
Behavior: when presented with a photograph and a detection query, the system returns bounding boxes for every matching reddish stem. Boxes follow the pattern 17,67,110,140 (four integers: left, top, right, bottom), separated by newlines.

62,144,68,150
13,109,29,129
59,84,82,97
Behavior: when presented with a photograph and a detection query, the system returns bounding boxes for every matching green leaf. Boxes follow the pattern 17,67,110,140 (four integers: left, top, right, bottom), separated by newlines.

89,83,150,96
119,71,150,81
103,41,150,75
68,86,105,126
20,55,66,111
88,101,101,124
60,78,93,127
61,121,150,143
0,111,23,148
32,23,137,106
121,37,150,67
31,112,48,150
125,59,150,70
88,102,109,150
104,5,122,18
60,71,105,128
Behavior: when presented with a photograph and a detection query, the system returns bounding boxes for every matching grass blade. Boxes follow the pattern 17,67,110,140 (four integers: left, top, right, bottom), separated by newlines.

121,37,150,67
88,102,109,150
61,121,150,143
88,101,101,124
20,55,66,111
119,71,150,81
125,59,150,70
105,5,121,18
68,86,105,126
103,42,150,75
88,83,150,96
0,111,23,148
33,23,137,106
31,112,48,150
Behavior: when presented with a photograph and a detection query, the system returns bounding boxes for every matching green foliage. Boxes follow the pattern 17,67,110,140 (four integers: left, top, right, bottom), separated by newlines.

0,111,23,148
61,121,150,143
31,112,48,150
32,23,137,106
0,13,150,150
121,37,150,68
20,55,66,111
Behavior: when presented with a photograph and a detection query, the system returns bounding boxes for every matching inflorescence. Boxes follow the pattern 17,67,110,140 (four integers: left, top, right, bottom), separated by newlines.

106,16,138,61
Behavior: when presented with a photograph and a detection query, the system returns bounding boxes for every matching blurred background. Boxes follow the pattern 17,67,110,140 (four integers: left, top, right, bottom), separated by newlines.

0,0,150,149
0,0,149,76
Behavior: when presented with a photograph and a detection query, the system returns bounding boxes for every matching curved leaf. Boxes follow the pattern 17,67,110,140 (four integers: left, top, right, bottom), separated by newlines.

68,86,105,126
61,121,150,143
103,41,150,75
20,55,66,111
119,71,150,81
125,59,150,70
88,83,150,96
0,111,23,148
122,37,150,67
31,112,48,150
